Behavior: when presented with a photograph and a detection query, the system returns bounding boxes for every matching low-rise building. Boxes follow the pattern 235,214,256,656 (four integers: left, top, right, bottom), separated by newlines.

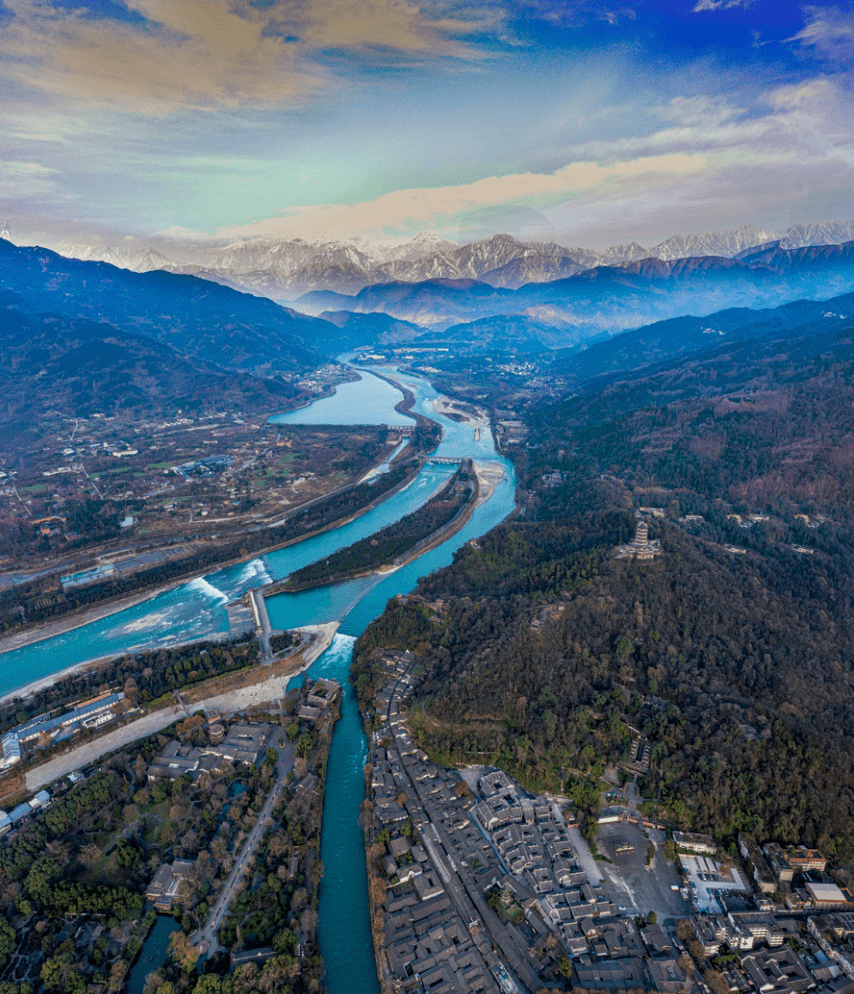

786,848,827,873
765,844,795,884
741,945,815,994
674,831,717,855
805,882,852,911
740,835,777,894
0,692,126,768
808,914,854,979
212,722,269,765
146,860,195,912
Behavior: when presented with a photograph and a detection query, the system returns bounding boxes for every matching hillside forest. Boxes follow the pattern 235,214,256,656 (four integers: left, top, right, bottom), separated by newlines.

354,308,854,863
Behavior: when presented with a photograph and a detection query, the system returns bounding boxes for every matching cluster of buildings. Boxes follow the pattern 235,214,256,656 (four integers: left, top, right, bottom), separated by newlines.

739,839,852,912
368,650,516,994
494,419,528,447
0,788,52,836
0,768,88,837
671,834,854,994
694,911,788,955
689,909,854,994
145,859,195,912
810,914,854,982
366,651,694,994
363,646,854,994
146,721,274,782
0,691,127,770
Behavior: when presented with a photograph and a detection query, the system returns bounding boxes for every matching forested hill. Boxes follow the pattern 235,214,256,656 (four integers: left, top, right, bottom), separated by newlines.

283,465,474,590
354,309,854,862
0,289,302,429
0,239,329,378
550,289,854,390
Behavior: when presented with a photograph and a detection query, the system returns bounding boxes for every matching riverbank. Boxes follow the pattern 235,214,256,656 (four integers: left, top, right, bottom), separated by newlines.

472,459,506,507
278,467,471,593
365,368,433,432
0,461,421,661
0,369,444,661
268,459,504,598
373,463,485,576
431,395,490,433
0,361,446,660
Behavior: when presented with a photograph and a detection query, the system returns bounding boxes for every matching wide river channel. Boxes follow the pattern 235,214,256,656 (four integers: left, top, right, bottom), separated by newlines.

0,366,518,994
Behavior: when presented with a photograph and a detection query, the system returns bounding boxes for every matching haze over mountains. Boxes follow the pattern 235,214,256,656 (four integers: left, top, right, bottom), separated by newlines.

5,228,854,406
45,219,854,301
0,239,328,378
303,241,854,341
0,288,301,433
0,238,329,431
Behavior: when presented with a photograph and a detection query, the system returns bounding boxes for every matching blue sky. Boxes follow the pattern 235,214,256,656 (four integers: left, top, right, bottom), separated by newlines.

1,0,852,247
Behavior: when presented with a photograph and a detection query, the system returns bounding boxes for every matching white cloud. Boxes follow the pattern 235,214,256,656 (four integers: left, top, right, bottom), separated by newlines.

551,76,853,172
0,159,60,198
216,152,707,240
787,5,854,63
692,0,754,11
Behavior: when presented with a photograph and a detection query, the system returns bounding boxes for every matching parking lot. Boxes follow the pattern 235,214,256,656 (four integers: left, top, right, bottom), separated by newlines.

680,854,749,913
596,821,691,924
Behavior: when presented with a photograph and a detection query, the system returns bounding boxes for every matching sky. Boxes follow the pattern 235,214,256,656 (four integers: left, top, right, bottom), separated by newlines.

0,0,852,249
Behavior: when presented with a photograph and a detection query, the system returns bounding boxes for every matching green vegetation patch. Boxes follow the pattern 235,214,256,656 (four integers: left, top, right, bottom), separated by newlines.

284,466,473,590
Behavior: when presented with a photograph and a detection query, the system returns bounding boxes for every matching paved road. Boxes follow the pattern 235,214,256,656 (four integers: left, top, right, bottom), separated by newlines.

567,825,605,886
250,588,274,665
23,626,335,793
192,743,294,952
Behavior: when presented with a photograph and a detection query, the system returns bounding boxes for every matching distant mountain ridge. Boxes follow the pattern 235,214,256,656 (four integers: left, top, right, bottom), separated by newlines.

292,241,854,340
10,235,854,368
551,290,854,390
42,218,854,300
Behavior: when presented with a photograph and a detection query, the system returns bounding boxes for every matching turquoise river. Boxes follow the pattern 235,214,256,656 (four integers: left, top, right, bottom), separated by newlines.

0,367,518,994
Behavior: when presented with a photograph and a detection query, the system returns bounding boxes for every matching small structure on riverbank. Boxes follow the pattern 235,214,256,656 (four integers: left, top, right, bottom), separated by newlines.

146,859,195,911
298,678,341,723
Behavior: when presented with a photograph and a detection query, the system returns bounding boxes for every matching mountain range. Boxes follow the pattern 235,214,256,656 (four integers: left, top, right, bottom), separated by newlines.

0,239,329,378
0,288,301,435
45,219,854,301
552,290,854,393
6,235,854,379
295,241,854,338
0,238,345,435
